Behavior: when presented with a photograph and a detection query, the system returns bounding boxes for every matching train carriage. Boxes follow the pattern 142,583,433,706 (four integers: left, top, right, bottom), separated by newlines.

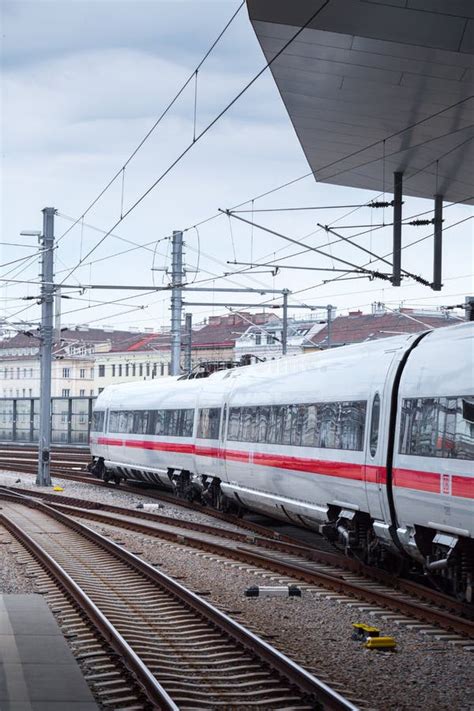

89,322,474,600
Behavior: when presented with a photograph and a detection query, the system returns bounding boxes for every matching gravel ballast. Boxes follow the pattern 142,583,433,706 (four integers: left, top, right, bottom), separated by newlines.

1,470,473,711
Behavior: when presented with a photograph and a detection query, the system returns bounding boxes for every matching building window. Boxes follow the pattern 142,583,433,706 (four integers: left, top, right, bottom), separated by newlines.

23,368,27,378
29,389,32,397
90,389,94,396
255,334,261,345
132,363,136,376
160,363,164,376
125,363,129,377
16,368,20,378
22,389,25,397
118,364,122,377
79,368,86,379
98,365,105,377
112,364,116,377
152,364,157,378
62,367,70,378
139,364,143,377
90,368,94,378
79,389,85,397
29,368,33,378
98,387,104,394
146,363,150,377
62,389,70,397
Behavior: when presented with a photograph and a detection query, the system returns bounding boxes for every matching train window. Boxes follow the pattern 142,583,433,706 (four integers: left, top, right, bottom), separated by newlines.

256,406,270,443
319,403,338,449
108,410,133,433
291,405,304,447
265,406,277,444
241,407,256,442
197,408,221,439
179,409,195,437
281,406,294,445
271,405,286,444
162,410,174,435
301,404,317,447
399,396,474,460
150,410,163,436
455,399,474,460
369,394,380,457
120,411,134,433
133,410,148,434
462,398,474,423
228,408,241,441
108,410,119,432
340,401,366,451
91,410,105,432
223,400,366,451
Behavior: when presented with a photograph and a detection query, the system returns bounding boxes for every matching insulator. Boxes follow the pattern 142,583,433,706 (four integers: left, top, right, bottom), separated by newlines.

408,219,437,226
369,201,393,208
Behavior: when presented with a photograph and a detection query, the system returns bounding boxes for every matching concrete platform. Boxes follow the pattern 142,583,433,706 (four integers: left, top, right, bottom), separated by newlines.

0,594,98,710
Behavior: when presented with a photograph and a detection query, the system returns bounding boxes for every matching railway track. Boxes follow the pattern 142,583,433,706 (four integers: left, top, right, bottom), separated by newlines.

2,484,473,644
1,446,473,636
0,488,357,711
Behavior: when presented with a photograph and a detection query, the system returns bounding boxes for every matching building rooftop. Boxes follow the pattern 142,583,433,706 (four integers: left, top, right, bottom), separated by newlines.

190,312,276,349
307,308,463,348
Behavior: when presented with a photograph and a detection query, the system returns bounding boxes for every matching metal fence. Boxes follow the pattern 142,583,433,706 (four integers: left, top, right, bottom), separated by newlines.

0,397,96,445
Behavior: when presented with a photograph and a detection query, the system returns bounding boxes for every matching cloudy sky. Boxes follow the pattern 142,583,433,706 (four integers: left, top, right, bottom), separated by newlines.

1,0,473,334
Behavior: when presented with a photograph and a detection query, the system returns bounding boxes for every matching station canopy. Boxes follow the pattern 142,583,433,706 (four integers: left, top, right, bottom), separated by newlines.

247,0,474,205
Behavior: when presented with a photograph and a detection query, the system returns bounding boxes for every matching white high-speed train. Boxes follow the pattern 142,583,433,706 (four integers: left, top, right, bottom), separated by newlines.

90,323,474,600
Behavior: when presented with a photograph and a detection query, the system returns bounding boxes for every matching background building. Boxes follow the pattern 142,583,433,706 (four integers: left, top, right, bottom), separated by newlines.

305,304,463,350
234,316,326,361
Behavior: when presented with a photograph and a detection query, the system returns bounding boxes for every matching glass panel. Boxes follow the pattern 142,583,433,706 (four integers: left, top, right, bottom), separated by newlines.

454,398,474,460
369,394,380,457
228,408,241,441
51,399,69,443
256,406,270,443
133,410,148,434
0,400,14,441
320,403,339,449
281,406,293,445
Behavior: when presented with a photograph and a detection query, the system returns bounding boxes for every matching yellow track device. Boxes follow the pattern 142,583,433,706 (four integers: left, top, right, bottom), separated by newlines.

364,636,397,650
351,623,380,641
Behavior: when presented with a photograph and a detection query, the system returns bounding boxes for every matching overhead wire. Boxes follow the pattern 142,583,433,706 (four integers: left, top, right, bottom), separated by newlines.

58,1,332,285
55,1,247,247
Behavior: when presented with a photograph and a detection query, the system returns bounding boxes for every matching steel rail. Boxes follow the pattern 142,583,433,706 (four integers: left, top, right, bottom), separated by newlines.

5,487,472,639
0,489,358,711
0,447,472,622
0,508,178,710
6,484,472,621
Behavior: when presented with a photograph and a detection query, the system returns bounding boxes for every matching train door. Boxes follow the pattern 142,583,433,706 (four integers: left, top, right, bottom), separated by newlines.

217,402,228,481
101,408,110,463
364,391,390,523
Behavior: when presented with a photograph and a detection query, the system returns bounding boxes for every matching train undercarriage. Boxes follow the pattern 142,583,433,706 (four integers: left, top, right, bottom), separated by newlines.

88,456,473,603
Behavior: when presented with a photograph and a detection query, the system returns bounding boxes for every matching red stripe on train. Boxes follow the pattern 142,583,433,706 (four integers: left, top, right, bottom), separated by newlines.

95,437,471,498
452,475,474,499
392,468,440,494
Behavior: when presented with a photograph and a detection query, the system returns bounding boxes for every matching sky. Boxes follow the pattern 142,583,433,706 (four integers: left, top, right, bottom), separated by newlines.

1,0,473,335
